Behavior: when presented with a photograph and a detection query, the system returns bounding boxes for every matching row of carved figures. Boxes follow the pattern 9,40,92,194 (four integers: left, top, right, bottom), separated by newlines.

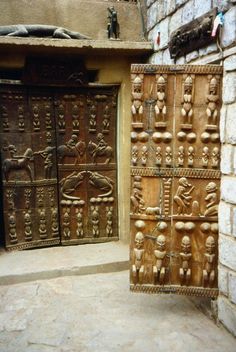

1,101,112,134
131,176,218,218
131,74,220,130
8,204,114,244
62,205,114,239
2,133,113,181
131,145,220,168
132,221,216,287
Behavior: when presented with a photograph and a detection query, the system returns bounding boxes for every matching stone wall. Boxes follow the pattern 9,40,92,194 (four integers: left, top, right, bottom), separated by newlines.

146,0,236,336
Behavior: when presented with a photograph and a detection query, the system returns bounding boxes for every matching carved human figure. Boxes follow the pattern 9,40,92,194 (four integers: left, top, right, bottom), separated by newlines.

206,77,219,126
94,133,108,156
34,146,55,179
181,76,194,124
72,104,80,131
203,236,215,286
18,106,25,131
39,208,47,239
89,104,97,131
8,213,17,243
106,206,113,237
51,208,59,237
202,146,210,168
24,211,32,240
177,146,184,167
131,145,138,166
174,177,194,215
141,145,148,166
131,75,143,124
211,147,220,169
204,182,218,217
132,220,145,284
32,104,40,131
153,234,166,284
103,105,110,132
187,146,195,167
76,208,84,238
63,208,71,238
179,236,192,285
155,146,162,167
165,146,172,167
66,134,78,150
91,205,99,237
45,103,52,129
131,176,145,214
154,75,167,122
58,103,65,130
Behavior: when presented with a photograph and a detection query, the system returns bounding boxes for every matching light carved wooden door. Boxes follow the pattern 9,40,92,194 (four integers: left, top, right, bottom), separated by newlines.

0,84,118,250
130,64,222,297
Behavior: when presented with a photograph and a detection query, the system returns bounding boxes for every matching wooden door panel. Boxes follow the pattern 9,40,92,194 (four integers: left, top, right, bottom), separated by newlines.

0,86,60,250
130,65,222,297
55,87,118,245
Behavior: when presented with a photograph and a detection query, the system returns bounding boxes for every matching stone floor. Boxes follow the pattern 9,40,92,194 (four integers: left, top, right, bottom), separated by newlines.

0,270,235,352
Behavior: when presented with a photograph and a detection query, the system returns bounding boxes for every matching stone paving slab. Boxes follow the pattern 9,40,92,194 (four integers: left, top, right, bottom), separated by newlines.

0,271,235,352
0,242,129,285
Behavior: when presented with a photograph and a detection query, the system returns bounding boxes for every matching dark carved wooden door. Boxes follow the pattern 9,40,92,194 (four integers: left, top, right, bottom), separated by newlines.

0,85,60,250
55,87,118,245
0,85,118,250
130,64,222,297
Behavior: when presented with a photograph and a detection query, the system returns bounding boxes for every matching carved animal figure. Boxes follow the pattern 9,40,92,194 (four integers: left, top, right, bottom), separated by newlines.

87,171,114,197
0,25,90,39
60,171,86,200
145,206,160,216
3,148,34,181
57,141,85,164
88,140,113,164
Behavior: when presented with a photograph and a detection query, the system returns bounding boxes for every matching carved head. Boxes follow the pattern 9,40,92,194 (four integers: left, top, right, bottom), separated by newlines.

97,133,104,141
203,146,209,156
184,76,193,93
135,231,144,249
157,75,166,91
205,236,215,254
156,234,166,250
181,235,191,253
209,77,217,93
212,147,219,156
179,177,190,188
206,182,217,193
133,76,142,92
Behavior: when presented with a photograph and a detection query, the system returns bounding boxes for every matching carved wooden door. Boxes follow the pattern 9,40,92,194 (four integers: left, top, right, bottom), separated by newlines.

0,85,118,250
55,87,118,245
130,65,222,297
0,85,60,250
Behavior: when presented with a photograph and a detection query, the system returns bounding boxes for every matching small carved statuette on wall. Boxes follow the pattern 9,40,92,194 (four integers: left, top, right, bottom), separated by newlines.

107,7,119,39
174,177,194,216
206,76,219,128
204,182,218,217
131,176,145,214
181,75,194,127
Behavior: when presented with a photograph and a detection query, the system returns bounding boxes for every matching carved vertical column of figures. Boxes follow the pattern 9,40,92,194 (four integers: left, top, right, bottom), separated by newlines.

130,65,222,297
56,87,118,245
0,86,60,250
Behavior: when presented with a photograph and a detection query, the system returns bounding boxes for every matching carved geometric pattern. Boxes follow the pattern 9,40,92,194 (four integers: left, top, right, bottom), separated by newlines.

131,167,220,179
130,284,219,298
131,64,223,75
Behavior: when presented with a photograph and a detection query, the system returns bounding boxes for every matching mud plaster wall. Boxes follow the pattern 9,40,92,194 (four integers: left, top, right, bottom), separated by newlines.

0,0,144,41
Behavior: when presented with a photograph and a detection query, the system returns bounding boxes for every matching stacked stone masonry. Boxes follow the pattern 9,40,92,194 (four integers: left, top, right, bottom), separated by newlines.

146,0,236,336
